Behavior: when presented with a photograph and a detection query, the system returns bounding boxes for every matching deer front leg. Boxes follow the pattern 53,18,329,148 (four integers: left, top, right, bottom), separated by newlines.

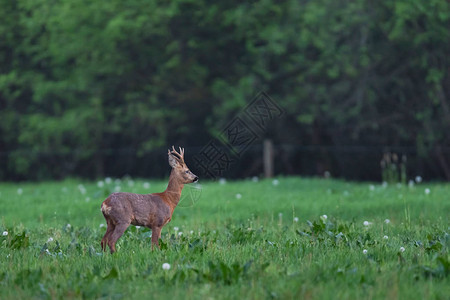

151,226,162,250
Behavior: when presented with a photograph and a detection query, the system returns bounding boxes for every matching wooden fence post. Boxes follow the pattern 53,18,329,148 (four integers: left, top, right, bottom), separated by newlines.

264,139,274,178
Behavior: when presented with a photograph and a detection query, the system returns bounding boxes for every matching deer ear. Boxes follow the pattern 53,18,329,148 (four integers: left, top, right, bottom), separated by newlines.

168,152,178,168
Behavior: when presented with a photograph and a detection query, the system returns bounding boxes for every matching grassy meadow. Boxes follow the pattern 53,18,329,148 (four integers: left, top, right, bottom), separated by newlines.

0,177,449,299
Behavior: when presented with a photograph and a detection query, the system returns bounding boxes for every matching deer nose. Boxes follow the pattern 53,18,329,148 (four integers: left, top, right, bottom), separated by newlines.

193,176,199,183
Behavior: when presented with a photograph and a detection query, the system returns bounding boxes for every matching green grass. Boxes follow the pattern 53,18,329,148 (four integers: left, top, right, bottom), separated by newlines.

0,177,449,299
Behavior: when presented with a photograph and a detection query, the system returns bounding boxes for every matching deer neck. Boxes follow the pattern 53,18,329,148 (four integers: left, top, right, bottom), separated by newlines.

163,170,184,208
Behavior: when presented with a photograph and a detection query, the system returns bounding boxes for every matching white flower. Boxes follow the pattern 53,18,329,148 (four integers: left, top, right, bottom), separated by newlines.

97,181,104,188
424,188,430,195
114,186,121,192
235,193,242,199
143,182,150,189
189,230,194,235
383,235,389,240
252,176,259,182
363,221,370,226
45,249,51,255
382,181,388,188
219,178,226,185
178,232,183,236
384,219,390,224
162,263,171,270
105,177,112,184
66,224,71,229
399,247,405,253
322,215,328,220
293,217,299,223
408,180,414,188
415,176,422,183
272,179,279,186
47,237,54,243
363,249,368,254
135,226,141,229
369,185,375,191
173,227,179,232
17,188,23,195
2,231,8,236
99,224,105,228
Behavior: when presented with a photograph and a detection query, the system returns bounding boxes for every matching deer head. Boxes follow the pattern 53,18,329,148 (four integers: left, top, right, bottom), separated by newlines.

168,146,198,184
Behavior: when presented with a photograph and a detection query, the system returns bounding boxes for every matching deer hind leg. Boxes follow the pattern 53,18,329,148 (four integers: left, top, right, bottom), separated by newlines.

107,222,130,253
101,220,116,252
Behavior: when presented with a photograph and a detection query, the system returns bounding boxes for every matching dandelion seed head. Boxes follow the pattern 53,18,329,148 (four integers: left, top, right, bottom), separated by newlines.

143,182,150,189
415,176,422,183
363,249,368,254
293,217,299,223
363,221,371,226
2,231,8,236
219,178,226,185
383,235,389,240
17,188,23,195
322,215,328,220
97,181,104,188
178,232,183,236
235,193,242,199
189,230,194,234
162,263,171,270
384,219,390,224
408,180,414,188
105,177,112,184
424,188,430,195
99,224,105,228
272,179,279,186
369,185,375,191
399,247,405,253
324,171,331,178
47,237,53,243
173,227,179,232
252,176,259,182
114,186,121,192
128,180,134,187
382,181,388,188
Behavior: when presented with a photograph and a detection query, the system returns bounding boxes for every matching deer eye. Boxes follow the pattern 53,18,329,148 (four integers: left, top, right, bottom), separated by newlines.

185,170,189,174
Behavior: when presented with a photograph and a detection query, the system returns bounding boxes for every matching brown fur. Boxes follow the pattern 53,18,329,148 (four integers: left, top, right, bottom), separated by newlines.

100,147,198,253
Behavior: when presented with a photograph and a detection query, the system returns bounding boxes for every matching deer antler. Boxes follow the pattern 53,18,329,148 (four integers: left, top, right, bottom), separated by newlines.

170,145,185,163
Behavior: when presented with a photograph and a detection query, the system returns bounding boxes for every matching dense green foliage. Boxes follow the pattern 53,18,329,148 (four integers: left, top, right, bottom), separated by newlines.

1,0,449,180
0,177,449,299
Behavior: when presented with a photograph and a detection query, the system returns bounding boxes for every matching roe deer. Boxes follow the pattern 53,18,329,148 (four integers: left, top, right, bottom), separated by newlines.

100,146,198,253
